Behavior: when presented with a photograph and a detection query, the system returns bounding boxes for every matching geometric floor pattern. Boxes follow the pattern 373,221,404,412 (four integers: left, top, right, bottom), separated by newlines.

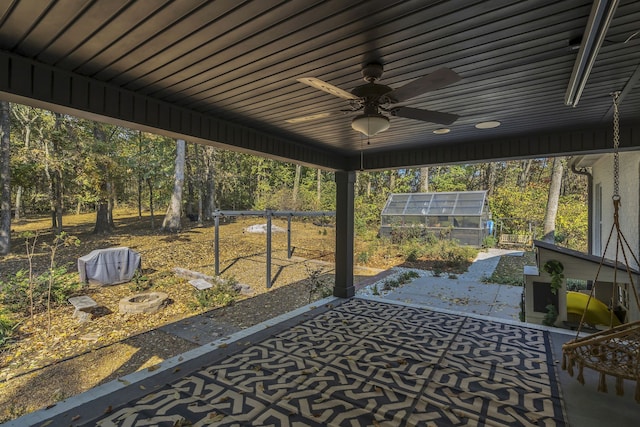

92,298,566,426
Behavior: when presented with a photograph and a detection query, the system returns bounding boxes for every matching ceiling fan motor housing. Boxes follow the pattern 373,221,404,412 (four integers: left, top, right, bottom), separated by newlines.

362,63,384,82
350,83,393,102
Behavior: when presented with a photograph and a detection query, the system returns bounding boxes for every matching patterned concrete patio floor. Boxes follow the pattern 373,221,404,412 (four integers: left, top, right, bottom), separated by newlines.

7,297,580,427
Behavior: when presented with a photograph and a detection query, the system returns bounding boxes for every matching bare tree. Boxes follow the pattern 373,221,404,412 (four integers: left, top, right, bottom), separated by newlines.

0,101,11,254
542,157,564,243
162,139,186,232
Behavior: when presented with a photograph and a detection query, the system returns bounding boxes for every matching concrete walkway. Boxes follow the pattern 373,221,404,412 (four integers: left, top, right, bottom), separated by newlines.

359,248,525,321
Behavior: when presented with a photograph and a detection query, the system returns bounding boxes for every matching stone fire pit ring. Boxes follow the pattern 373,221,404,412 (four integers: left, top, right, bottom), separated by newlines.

119,291,168,314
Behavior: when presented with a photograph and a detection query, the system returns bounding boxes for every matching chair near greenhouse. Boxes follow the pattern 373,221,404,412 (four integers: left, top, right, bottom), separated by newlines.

379,191,491,247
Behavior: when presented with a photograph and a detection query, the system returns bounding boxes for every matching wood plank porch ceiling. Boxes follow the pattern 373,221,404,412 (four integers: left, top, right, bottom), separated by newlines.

0,0,639,171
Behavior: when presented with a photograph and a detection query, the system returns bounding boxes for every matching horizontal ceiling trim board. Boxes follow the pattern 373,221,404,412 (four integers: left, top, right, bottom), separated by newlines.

0,50,344,170
350,124,640,171
133,96,146,124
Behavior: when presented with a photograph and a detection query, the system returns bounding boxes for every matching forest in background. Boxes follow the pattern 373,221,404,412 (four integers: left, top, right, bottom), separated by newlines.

0,103,588,252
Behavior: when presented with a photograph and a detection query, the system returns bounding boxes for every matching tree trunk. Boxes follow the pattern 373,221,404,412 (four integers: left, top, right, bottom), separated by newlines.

486,162,496,196
542,157,564,243
194,143,203,226
420,167,429,192
43,136,57,230
316,169,322,208
147,178,155,229
162,139,185,232
137,131,143,218
0,101,11,255
53,171,63,234
50,113,64,233
11,106,36,222
107,180,115,228
92,124,113,234
14,185,22,221
93,202,111,234
518,159,533,189
292,164,301,206
203,146,216,219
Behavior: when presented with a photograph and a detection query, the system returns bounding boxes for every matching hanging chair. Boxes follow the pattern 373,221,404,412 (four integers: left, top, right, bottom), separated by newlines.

562,92,640,403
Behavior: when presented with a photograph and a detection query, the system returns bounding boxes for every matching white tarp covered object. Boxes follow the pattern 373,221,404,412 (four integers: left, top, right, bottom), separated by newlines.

78,247,141,285
244,223,286,233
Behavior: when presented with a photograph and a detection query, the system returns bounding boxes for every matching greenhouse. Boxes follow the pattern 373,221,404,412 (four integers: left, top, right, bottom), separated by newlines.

380,191,491,247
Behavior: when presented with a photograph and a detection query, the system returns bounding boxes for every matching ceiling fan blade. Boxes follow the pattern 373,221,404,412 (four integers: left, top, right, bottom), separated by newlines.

391,106,459,125
387,67,461,103
285,111,335,124
297,77,359,100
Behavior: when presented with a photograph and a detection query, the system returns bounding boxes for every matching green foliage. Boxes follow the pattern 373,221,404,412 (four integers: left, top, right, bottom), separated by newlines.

542,304,558,326
490,183,547,234
129,270,153,292
405,247,420,263
382,278,399,291
490,183,587,252
421,240,478,268
484,251,535,286
372,284,380,295
356,251,370,264
192,279,237,309
354,192,387,236
382,270,419,291
543,260,564,295
566,279,588,292
391,227,435,244
398,270,420,282
430,165,471,191
485,270,524,286
482,235,497,248
0,310,17,348
0,266,80,315
555,194,588,251
400,239,424,262
305,264,332,303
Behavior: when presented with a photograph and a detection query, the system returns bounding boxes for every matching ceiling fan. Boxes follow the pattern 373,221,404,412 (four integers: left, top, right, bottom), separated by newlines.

287,63,461,137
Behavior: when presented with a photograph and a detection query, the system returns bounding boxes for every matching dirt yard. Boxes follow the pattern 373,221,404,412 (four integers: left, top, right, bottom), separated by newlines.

0,209,395,422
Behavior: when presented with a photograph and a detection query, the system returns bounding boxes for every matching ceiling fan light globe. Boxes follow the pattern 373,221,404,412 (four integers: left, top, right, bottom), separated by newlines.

351,114,390,136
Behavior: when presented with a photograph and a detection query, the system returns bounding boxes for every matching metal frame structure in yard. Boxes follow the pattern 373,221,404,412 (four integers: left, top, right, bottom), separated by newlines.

212,210,335,289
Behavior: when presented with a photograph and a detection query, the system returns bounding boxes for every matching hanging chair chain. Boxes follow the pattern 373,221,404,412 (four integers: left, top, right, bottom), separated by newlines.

613,91,621,199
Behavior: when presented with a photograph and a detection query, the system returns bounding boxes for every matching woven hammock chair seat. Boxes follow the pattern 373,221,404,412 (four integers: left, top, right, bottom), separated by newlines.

563,320,640,402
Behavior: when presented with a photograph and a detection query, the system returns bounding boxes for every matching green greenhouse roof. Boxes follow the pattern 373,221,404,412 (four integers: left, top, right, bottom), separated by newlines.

382,191,488,217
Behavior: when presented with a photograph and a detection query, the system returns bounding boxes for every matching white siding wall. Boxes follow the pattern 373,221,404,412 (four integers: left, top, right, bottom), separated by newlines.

591,152,640,269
